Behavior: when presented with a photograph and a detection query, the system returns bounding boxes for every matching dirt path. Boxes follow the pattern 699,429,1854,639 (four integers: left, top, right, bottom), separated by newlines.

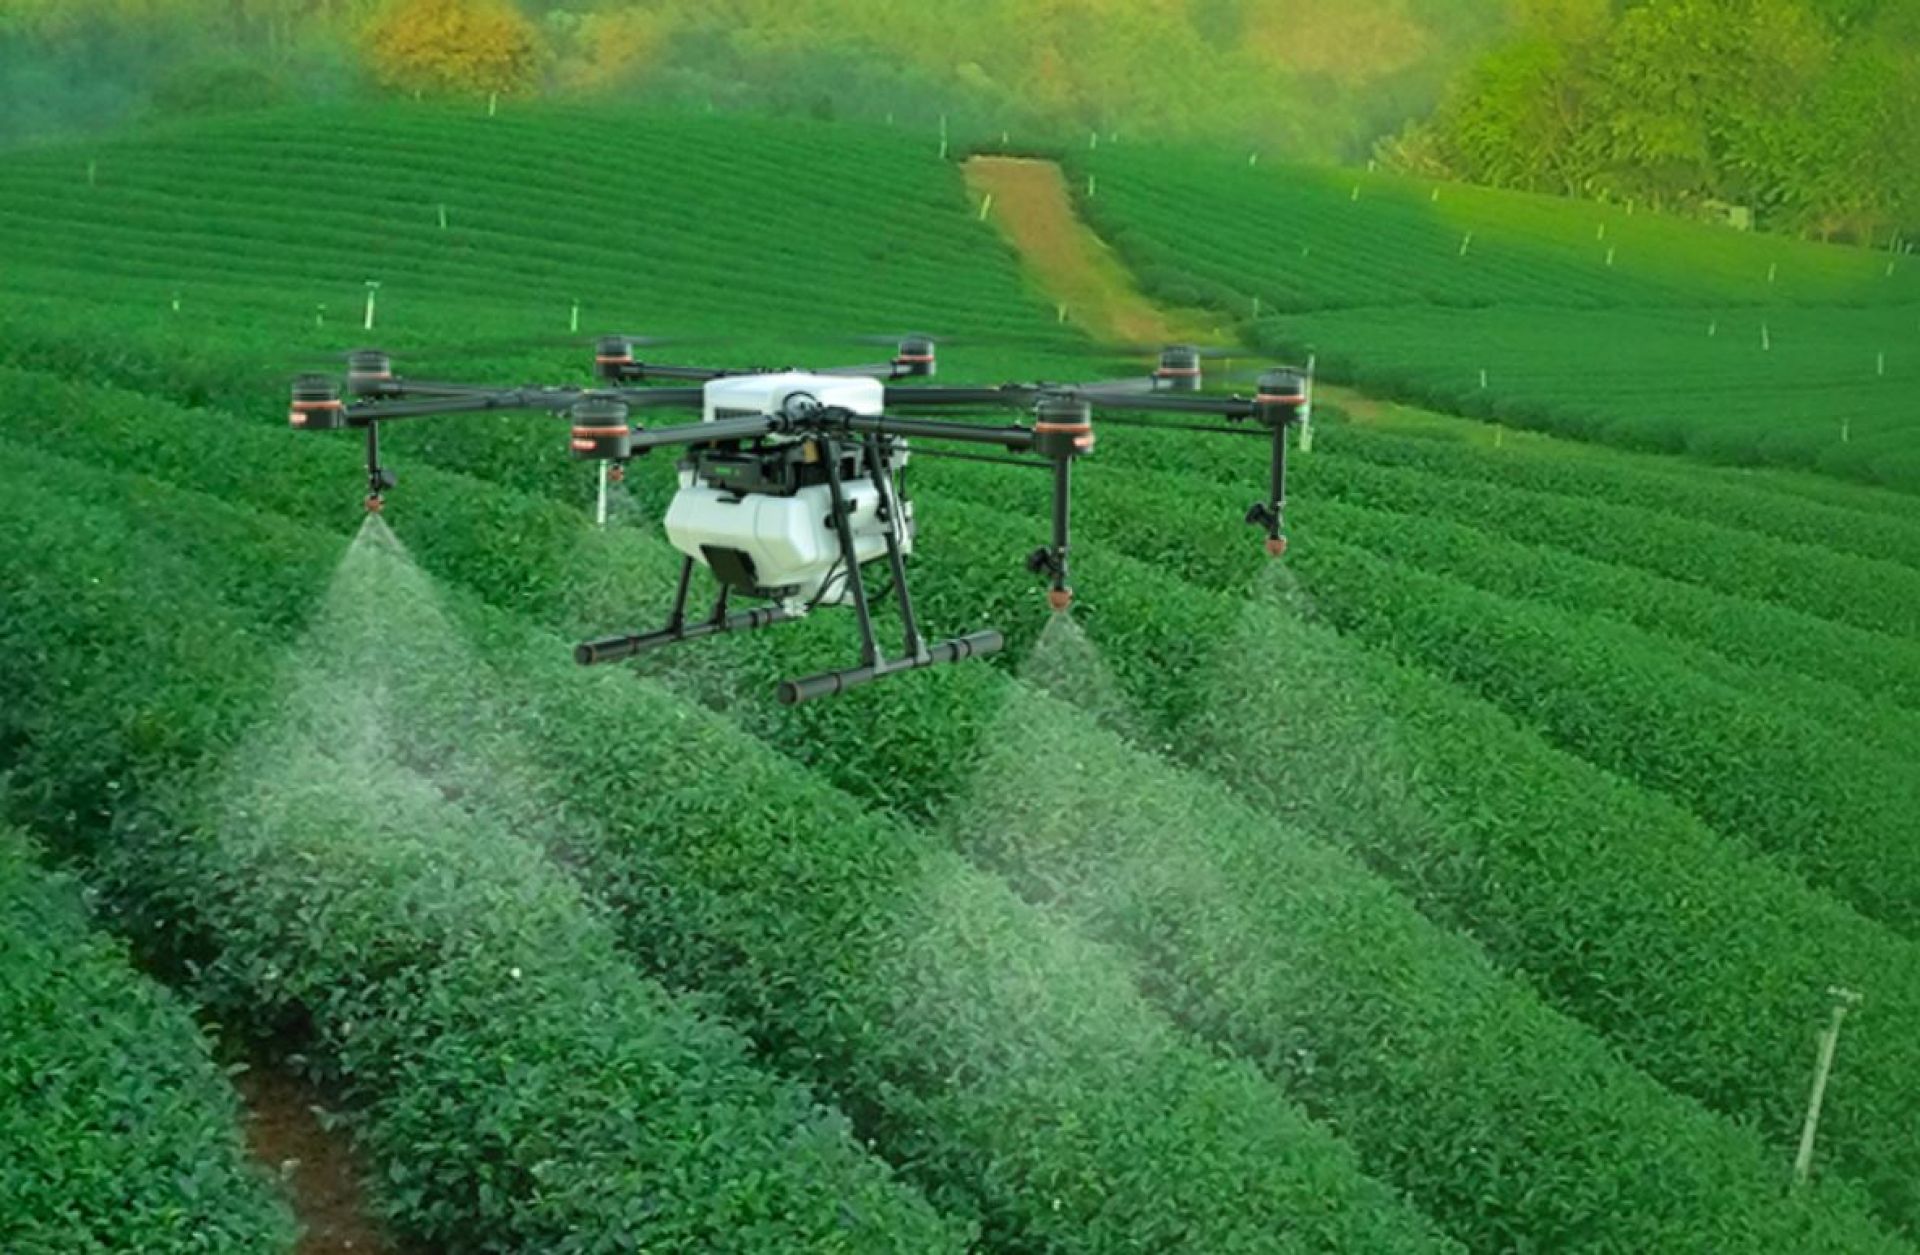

964,157,1223,348
965,155,1409,426
237,1066,389,1254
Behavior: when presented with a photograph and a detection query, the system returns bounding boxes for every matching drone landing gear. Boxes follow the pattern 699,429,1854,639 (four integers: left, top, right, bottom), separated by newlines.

777,434,1004,704
574,558,800,666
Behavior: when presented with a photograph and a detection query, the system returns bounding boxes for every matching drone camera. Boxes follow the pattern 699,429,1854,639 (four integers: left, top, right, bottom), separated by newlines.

894,336,937,378
1156,345,1204,392
569,395,633,461
1254,368,1308,429
346,350,394,398
288,375,346,430
595,335,635,382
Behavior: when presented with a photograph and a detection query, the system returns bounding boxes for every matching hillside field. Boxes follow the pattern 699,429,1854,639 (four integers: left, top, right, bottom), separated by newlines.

2,104,1919,1251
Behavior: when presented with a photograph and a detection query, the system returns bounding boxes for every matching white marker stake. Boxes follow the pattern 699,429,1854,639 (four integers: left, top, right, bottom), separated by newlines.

1430,187,1440,203
1494,427,1504,449
1606,246,1617,268
1300,354,1317,454
1249,153,1259,167
1057,304,1068,324
488,91,499,118
1795,989,1862,1185
364,281,381,332
1597,223,1606,241
1459,232,1473,258
315,303,326,329
1842,417,1852,444
978,193,994,222
1708,319,1717,338
1762,324,1772,352
1089,131,1099,151
1002,130,1010,145
1769,262,1778,285
1350,184,1360,202
570,299,581,334
1479,368,1489,390
596,461,610,528
1087,174,1096,199
171,292,181,314
939,114,948,160
1877,351,1886,378
1252,295,1261,319
438,203,448,230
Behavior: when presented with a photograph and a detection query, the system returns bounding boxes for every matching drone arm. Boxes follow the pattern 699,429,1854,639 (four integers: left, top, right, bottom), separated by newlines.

342,389,568,425
882,385,1037,410
626,413,785,453
605,361,737,384
835,412,1038,453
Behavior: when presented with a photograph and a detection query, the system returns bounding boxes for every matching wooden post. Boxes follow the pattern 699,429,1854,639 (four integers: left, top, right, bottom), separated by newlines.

1795,989,1862,1185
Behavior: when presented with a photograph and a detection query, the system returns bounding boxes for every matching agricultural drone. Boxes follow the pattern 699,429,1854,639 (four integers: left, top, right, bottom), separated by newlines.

288,337,1309,704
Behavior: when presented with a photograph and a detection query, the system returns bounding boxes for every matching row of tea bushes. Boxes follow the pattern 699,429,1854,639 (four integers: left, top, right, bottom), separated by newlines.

0,826,295,1254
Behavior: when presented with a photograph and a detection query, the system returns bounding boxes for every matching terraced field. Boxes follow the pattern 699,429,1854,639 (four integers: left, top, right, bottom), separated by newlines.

1072,144,1920,490
3,104,1918,1250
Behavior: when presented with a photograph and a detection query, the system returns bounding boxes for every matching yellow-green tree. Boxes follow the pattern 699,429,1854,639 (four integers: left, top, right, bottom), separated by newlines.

360,0,540,96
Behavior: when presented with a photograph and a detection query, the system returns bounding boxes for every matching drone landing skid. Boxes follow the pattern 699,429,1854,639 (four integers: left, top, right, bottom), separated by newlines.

576,480,1005,706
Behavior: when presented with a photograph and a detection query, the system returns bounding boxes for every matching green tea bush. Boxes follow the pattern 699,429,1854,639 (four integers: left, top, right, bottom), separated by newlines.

0,470,969,1252
924,453,1920,931
0,443,1449,1254
0,826,296,1255
8,384,1915,1250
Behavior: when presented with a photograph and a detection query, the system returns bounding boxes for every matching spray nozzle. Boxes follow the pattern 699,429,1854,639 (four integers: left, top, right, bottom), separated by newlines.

1047,587,1074,612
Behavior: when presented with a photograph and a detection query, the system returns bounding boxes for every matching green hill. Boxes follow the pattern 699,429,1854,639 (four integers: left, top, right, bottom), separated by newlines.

4,103,1920,1250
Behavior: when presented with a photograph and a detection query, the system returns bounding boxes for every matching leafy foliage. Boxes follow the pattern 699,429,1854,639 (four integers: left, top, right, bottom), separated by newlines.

0,826,296,1254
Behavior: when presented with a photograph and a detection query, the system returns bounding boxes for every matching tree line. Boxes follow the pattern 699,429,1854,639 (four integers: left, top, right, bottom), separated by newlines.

1382,0,1918,242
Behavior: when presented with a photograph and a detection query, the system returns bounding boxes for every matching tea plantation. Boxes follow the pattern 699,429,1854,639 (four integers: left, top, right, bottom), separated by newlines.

1073,143,1920,491
2,103,1917,1251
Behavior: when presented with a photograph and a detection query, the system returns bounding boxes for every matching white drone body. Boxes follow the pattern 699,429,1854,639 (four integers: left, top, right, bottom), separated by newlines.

663,372,913,614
